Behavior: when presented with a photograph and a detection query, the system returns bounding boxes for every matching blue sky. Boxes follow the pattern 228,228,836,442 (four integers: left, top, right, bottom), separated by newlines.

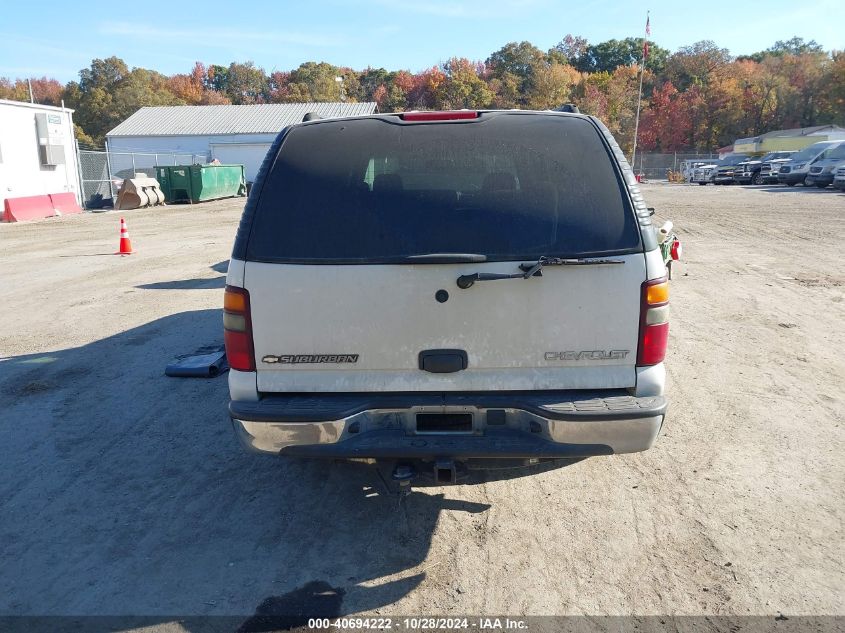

2,0,842,82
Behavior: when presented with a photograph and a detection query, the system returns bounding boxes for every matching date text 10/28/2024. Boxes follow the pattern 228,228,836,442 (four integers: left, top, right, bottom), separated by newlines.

308,618,529,631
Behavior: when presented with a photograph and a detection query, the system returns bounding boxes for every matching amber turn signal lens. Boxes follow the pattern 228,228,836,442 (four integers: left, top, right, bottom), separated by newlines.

224,288,247,312
646,281,669,305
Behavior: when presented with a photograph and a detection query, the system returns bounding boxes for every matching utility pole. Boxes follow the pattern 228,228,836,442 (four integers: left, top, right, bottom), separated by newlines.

28,78,34,103
335,76,345,117
630,11,650,171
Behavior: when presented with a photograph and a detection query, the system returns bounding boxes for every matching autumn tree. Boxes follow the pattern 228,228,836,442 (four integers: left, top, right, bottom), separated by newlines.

486,41,546,80
436,58,493,109
525,62,580,110
225,62,267,104
371,84,389,111
267,71,292,103
576,66,643,153
665,41,731,90
207,65,228,93
819,51,845,125
552,35,589,67
200,89,230,105
486,72,521,108
486,41,547,106
287,62,343,101
2,34,841,152
638,82,693,151
0,78,20,100
742,37,825,62
384,84,407,111
73,124,97,148
577,38,669,75
167,73,203,104
167,62,228,105
357,68,392,101
412,67,447,109
0,77,62,105
776,51,832,127
63,58,183,145
378,70,419,111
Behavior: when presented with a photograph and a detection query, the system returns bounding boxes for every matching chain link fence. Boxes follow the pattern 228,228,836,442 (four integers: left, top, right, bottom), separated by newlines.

78,150,113,210
631,152,720,181
78,149,206,209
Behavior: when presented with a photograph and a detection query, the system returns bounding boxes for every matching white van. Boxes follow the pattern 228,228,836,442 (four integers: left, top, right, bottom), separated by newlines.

224,110,671,481
805,143,845,188
777,141,842,186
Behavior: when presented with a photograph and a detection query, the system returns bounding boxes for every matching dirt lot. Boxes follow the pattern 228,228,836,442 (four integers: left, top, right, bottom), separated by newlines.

0,184,842,624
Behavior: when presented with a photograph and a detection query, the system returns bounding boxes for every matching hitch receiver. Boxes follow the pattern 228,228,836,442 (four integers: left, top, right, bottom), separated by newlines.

434,458,458,484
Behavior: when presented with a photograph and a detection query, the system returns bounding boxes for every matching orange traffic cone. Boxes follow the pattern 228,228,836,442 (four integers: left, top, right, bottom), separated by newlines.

115,217,133,255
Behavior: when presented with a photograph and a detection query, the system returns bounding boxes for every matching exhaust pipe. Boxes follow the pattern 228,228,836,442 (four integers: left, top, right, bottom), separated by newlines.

434,458,457,484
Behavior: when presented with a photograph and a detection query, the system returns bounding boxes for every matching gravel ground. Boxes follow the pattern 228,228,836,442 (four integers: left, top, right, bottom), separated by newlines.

0,184,842,625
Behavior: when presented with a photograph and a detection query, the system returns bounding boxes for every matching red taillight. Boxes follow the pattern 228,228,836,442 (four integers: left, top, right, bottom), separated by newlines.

400,110,479,121
224,285,255,371
639,322,669,365
637,277,669,366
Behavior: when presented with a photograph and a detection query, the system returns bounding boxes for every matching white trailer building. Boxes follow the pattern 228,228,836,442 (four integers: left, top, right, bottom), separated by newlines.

106,102,378,182
0,99,82,220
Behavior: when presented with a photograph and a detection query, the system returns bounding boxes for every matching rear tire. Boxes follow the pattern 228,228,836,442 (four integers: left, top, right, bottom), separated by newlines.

803,177,813,186
752,172,764,185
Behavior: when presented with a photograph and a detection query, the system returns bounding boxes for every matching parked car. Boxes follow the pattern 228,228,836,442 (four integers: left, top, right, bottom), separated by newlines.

805,144,845,188
734,151,796,185
225,109,671,482
690,163,717,185
833,164,845,191
712,154,751,184
759,152,797,184
680,160,710,182
777,141,842,186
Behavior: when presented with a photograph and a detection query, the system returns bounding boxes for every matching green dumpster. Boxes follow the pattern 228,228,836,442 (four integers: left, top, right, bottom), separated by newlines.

154,164,247,203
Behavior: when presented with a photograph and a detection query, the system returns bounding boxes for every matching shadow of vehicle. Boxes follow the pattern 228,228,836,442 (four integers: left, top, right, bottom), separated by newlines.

0,308,533,629
749,185,841,194
136,261,229,290
136,277,226,290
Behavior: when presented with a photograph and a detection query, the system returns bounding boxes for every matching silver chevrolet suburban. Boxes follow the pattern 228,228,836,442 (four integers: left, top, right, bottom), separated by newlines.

224,110,670,482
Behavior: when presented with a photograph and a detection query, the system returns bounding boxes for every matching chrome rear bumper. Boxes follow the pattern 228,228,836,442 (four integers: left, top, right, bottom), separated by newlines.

229,392,667,458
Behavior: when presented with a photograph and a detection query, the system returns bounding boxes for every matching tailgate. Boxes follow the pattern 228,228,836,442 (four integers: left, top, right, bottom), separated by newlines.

246,255,645,393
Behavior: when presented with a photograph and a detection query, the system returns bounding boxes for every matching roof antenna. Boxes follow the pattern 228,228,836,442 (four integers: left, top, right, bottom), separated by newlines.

302,112,323,122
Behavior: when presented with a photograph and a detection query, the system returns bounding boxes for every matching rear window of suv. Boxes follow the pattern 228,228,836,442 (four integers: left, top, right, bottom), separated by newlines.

245,112,641,263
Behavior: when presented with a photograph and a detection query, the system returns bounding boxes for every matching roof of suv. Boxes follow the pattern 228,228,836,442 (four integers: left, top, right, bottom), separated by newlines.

295,108,592,126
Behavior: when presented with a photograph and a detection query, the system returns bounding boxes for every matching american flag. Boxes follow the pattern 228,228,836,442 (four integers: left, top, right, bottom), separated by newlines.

643,15,651,60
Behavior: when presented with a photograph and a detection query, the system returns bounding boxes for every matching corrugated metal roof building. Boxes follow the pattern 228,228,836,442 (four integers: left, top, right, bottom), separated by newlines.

106,102,378,181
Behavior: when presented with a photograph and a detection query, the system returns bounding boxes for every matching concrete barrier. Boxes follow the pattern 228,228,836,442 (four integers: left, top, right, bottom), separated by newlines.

49,193,83,216
3,193,82,222
3,195,53,222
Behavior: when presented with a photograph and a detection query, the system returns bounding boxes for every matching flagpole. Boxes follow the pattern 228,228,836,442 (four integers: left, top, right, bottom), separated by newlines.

630,10,649,169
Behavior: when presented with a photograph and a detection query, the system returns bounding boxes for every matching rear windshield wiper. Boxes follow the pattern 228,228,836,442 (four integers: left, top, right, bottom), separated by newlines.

405,253,488,263
456,256,624,289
